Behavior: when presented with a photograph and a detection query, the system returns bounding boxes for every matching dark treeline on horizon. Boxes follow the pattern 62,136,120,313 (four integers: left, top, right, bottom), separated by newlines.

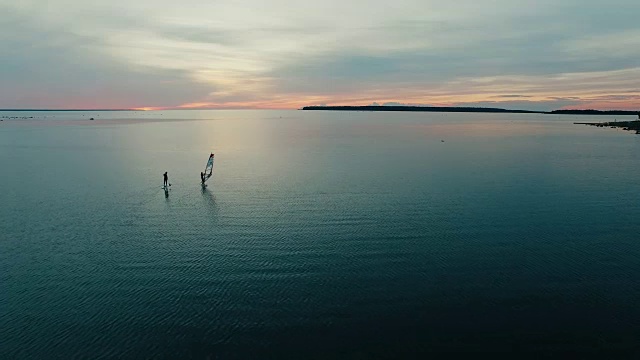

302,105,542,114
303,105,640,116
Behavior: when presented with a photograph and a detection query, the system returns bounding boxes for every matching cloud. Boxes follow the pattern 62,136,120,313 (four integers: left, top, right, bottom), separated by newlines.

0,6,214,109
1,0,639,109
491,95,531,99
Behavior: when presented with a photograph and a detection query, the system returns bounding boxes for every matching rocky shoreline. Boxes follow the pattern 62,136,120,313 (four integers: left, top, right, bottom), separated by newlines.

574,120,640,134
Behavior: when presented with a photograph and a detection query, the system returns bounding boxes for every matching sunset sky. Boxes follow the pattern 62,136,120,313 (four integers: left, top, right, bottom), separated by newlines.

1,0,639,110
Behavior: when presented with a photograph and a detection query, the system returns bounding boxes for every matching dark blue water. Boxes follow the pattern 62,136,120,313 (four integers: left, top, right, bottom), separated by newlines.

1,110,640,358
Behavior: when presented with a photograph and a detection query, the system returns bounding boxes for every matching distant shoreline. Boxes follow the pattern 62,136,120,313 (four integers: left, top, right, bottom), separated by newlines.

302,106,640,116
575,120,640,134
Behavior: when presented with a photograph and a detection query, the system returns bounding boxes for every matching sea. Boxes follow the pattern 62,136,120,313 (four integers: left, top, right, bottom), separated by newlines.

1,110,639,359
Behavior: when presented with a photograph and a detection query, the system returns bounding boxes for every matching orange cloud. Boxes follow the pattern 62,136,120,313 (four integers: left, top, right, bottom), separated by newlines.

133,106,169,111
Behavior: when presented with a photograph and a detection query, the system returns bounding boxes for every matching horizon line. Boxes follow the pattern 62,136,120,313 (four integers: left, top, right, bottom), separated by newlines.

1,105,639,113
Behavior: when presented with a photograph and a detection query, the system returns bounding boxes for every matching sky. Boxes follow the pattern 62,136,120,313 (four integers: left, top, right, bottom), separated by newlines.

1,0,639,111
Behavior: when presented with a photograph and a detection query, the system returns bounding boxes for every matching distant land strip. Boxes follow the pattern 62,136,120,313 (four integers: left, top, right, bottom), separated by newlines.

574,120,640,134
302,106,640,116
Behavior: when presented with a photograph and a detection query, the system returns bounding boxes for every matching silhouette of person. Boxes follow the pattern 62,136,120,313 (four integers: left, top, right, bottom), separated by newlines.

163,172,168,187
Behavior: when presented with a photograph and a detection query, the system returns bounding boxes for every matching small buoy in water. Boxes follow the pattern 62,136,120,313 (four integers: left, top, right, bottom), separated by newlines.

441,140,445,142
90,117,95,120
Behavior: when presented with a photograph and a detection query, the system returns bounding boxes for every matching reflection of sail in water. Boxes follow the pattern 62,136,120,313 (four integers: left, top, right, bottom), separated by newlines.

201,186,219,220
203,153,215,183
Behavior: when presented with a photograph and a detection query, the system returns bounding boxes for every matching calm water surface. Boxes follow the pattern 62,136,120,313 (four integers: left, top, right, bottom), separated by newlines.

1,110,639,358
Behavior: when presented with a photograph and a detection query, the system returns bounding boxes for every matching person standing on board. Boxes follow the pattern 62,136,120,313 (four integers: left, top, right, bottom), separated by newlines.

163,172,169,187
200,172,205,185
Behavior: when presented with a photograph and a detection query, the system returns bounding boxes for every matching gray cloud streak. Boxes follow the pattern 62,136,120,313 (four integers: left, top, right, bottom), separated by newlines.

0,6,214,108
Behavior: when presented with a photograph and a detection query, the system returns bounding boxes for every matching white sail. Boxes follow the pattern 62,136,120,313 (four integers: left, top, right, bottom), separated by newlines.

203,153,214,182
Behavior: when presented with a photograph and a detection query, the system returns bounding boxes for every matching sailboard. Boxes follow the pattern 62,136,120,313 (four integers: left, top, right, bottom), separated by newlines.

203,153,215,183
